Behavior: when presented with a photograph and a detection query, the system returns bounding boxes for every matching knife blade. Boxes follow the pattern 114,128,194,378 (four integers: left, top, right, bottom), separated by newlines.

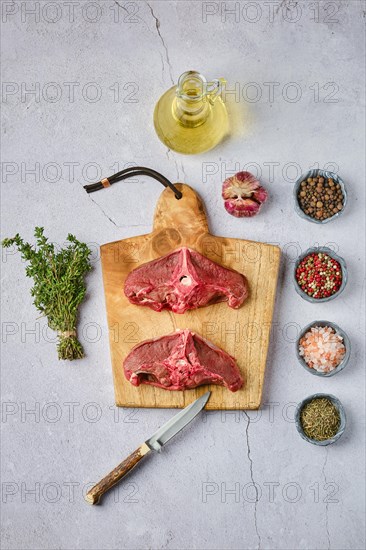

146,390,210,451
85,391,210,505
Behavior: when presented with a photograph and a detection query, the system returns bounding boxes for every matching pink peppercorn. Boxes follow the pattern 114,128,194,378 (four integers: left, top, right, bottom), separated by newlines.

296,252,342,299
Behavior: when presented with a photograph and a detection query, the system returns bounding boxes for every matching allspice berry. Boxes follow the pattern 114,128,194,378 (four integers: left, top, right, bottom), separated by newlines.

297,174,345,221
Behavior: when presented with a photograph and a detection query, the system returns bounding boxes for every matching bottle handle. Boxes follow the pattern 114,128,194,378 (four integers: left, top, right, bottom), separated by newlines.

206,78,226,105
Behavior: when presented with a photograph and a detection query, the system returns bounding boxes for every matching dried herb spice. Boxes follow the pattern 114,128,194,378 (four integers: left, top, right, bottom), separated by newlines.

2,227,92,361
300,397,340,441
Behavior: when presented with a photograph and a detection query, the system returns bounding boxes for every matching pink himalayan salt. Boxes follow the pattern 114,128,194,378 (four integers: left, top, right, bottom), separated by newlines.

299,325,346,373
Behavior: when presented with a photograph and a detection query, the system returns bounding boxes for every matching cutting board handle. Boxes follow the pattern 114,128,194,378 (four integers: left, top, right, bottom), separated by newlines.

83,166,182,199
153,184,209,235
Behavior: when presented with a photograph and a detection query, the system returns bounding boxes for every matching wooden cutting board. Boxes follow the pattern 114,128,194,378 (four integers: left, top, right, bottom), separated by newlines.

101,184,280,410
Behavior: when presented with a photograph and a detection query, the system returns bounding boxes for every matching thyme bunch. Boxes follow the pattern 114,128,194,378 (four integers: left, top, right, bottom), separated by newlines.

2,227,92,361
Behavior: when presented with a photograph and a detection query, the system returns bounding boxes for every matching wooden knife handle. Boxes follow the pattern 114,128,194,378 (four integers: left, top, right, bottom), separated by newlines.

85,442,151,505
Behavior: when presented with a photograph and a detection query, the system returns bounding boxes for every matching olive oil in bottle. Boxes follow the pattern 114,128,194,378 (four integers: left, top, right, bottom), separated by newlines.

153,71,229,155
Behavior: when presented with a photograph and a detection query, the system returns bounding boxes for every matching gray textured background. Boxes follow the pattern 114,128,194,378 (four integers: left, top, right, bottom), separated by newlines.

1,1,365,549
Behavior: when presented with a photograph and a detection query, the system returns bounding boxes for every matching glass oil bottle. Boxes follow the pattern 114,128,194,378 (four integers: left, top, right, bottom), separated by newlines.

153,71,229,155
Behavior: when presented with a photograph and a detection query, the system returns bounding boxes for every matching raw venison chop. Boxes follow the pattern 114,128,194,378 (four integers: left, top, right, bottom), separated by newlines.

124,329,244,392
124,247,248,314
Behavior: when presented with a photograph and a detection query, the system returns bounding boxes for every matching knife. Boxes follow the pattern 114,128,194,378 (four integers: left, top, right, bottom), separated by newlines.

85,391,211,505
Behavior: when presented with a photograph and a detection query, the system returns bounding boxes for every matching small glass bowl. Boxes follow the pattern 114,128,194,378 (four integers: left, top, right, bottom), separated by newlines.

293,246,348,303
296,320,351,377
295,393,346,446
294,169,347,224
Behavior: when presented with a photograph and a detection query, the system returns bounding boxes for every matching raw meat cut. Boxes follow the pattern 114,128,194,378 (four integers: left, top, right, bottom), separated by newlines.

123,329,244,392
124,247,248,314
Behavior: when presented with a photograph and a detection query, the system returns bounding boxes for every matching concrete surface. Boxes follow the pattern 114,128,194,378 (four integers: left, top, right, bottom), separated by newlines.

1,1,365,549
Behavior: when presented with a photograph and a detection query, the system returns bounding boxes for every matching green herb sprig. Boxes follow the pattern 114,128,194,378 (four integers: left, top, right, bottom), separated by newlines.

2,227,92,361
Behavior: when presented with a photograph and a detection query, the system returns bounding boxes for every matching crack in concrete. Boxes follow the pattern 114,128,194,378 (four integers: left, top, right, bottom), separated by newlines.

84,187,151,229
180,162,187,183
87,194,120,227
81,181,147,229
275,0,298,16
78,180,122,227
114,0,129,14
165,148,180,181
322,448,331,550
243,411,262,550
146,2,174,84
173,158,180,181
159,52,165,79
